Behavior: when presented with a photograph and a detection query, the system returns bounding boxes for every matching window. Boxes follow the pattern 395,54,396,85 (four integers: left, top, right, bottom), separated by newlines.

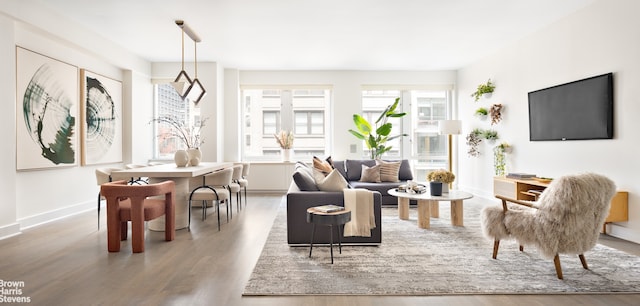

410,91,450,180
361,89,452,180
153,83,201,159
262,111,280,135
361,90,403,159
241,88,331,161
294,111,324,135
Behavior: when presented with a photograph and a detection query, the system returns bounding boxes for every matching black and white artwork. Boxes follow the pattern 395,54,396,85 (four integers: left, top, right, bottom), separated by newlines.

16,47,78,170
80,69,122,165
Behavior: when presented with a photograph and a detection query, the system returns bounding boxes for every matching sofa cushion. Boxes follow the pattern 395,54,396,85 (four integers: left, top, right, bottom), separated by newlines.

293,171,319,191
333,160,347,179
345,159,376,181
312,156,333,174
376,159,401,182
398,159,414,181
292,162,319,191
360,164,381,183
313,168,349,192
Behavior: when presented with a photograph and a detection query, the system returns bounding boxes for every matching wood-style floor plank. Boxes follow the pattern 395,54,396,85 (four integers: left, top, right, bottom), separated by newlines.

0,194,639,306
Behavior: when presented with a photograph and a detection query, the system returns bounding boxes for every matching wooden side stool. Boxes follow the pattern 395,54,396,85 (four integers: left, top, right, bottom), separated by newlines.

306,206,351,264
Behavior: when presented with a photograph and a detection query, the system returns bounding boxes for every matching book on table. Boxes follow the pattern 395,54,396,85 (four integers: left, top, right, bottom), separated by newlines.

313,205,345,213
506,173,536,179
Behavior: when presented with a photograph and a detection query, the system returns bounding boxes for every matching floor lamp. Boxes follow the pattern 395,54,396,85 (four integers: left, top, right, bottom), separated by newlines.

438,120,462,189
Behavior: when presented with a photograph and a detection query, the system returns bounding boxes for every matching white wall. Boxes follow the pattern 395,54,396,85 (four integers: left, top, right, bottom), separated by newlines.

456,0,640,243
0,3,153,237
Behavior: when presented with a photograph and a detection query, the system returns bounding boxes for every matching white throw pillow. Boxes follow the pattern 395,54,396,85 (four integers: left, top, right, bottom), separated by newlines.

313,168,349,192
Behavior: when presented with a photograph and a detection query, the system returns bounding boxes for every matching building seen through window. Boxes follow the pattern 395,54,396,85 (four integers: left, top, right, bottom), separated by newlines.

153,83,201,159
241,88,331,161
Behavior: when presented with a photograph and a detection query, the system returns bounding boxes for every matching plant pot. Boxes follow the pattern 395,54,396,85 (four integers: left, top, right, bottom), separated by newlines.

187,148,202,166
483,92,492,99
174,150,189,167
429,182,443,196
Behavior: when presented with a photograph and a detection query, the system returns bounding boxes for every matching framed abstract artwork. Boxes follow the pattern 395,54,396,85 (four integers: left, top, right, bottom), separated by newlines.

16,46,79,170
80,69,123,165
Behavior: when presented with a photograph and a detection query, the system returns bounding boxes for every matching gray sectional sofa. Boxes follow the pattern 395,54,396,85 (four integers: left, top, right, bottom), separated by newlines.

286,159,413,245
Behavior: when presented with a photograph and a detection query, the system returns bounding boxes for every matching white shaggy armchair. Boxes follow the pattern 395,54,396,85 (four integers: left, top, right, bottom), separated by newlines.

481,173,616,279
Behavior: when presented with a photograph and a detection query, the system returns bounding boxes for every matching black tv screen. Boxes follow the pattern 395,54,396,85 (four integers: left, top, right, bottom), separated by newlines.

528,73,613,141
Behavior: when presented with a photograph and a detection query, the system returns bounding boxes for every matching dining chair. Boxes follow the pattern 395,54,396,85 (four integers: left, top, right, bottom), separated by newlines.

126,163,149,185
100,180,176,253
237,162,250,206
230,164,243,213
95,167,122,230
188,167,233,231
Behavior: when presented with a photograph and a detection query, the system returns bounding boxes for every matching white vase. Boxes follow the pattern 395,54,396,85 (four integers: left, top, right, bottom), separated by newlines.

483,92,492,99
281,148,291,162
187,148,202,166
174,150,189,167
442,183,449,193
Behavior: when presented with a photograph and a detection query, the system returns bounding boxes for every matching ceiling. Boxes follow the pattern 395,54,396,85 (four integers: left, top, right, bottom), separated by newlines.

32,0,596,70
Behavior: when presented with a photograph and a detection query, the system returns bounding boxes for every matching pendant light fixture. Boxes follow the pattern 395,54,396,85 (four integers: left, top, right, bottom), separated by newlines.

171,21,193,99
172,20,206,103
187,38,207,105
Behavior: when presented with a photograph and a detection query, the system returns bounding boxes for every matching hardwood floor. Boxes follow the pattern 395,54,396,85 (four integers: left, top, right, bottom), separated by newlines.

1,194,639,306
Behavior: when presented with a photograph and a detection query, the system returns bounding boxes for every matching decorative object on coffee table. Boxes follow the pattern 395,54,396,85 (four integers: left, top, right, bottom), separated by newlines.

306,206,351,264
427,169,455,194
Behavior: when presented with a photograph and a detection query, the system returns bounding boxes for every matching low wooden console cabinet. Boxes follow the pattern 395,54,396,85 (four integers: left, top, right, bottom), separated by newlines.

493,176,628,233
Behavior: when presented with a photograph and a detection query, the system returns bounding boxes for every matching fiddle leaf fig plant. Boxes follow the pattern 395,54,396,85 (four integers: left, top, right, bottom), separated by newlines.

349,97,407,159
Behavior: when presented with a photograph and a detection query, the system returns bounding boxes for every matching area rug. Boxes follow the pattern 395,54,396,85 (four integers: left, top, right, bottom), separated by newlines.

243,200,640,296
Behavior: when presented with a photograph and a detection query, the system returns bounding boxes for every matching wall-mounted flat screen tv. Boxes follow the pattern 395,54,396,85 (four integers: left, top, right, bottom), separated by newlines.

528,73,613,141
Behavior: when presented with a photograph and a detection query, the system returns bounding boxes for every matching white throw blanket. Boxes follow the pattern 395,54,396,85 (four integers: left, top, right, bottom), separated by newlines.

343,188,375,237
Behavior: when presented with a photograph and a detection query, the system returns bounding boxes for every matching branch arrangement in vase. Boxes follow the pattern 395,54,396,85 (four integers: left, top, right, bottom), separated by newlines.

274,130,294,149
150,116,208,149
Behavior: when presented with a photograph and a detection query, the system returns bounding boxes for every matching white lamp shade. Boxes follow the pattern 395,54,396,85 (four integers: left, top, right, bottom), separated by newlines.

438,120,462,135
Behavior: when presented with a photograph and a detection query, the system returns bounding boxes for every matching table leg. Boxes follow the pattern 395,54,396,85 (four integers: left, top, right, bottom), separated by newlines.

430,201,440,218
417,200,432,229
337,224,343,254
398,197,409,220
309,223,316,258
451,200,464,226
329,225,334,264
148,177,189,231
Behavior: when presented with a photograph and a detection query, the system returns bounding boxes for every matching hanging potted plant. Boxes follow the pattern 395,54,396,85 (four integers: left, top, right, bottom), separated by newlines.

466,128,483,157
475,107,488,120
482,129,499,144
471,79,496,102
490,104,503,125
493,142,511,176
348,97,407,159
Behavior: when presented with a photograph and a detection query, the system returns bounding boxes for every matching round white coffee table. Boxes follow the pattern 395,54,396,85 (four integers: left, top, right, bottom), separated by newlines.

388,189,473,229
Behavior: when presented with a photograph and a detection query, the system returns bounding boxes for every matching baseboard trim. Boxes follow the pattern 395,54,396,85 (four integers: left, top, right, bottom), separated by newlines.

18,201,96,231
0,223,21,240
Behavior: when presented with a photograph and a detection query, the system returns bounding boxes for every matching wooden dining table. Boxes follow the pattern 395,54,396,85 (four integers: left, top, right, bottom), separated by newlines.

111,162,232,231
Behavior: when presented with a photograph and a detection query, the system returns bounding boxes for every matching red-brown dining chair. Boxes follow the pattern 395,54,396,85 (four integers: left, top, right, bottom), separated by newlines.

100,180,176,253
